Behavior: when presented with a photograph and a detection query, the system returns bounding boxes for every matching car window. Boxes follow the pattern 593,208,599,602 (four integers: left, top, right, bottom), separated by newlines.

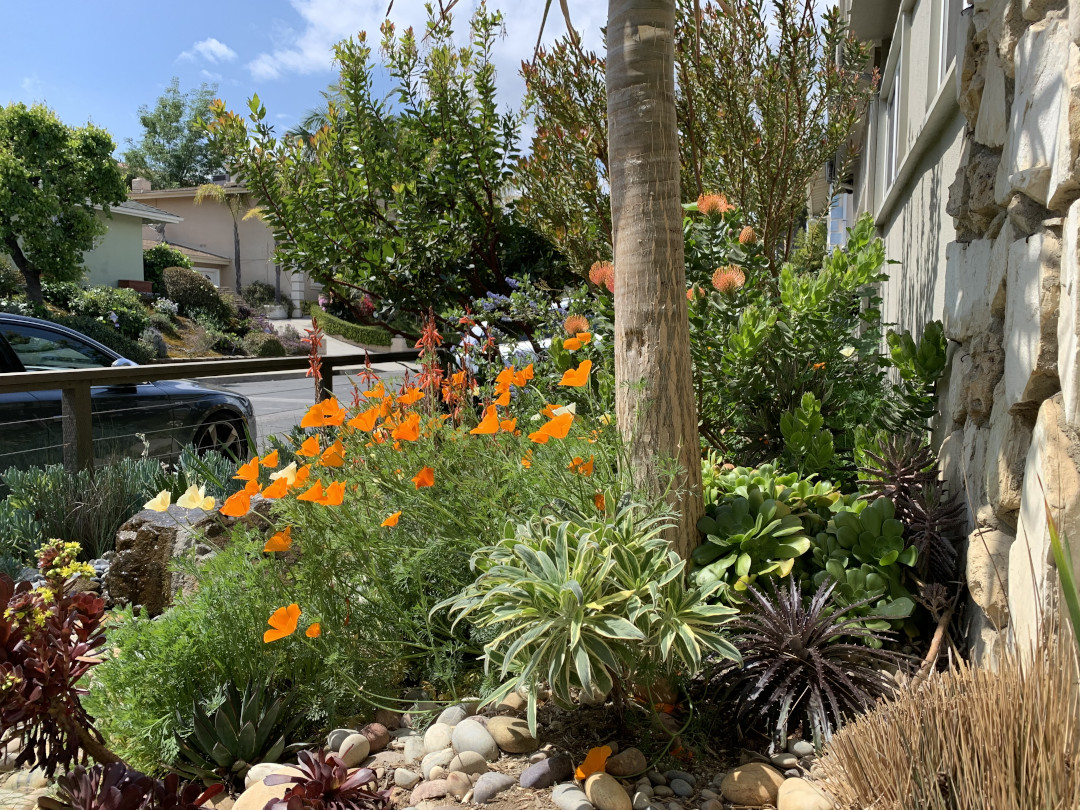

0,324,114,371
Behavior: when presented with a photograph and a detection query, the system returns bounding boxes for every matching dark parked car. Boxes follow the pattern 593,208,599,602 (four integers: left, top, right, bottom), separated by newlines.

0,313,256,470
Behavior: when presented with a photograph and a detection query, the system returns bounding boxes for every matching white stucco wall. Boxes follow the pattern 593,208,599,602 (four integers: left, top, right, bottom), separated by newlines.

82,211,145,288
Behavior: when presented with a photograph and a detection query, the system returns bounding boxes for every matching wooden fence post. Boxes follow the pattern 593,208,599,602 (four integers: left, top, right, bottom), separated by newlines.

62,384,93,473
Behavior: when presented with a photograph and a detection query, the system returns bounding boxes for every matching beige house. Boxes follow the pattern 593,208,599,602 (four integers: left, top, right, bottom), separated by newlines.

129,178,318,303
835,0,1080,663
82,200,181,288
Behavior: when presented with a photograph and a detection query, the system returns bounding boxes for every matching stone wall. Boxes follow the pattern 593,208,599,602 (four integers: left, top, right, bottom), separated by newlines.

939,0,1080,662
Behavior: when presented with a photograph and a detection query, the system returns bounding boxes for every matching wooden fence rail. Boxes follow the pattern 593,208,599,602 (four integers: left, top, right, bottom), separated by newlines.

0,351,424,472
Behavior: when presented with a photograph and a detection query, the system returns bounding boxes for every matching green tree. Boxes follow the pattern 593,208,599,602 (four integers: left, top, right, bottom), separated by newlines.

0,103,127,304
520,0,874,271
208,4,569,338
123,77,226,189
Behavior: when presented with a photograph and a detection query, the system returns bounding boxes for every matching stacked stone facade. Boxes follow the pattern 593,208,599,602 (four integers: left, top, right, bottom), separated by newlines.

939,0,1080,661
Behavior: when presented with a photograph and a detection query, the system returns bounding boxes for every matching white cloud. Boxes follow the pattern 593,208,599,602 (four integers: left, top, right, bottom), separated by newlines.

20,74,42,96
246,0,605,115
180,37,239,64
200,69,223,82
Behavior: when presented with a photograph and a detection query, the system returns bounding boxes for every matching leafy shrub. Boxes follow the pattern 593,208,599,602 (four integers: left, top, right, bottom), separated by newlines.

91,336,625,766
69,286,150,340
685,210,946,483
241,331,286,357
440,500,740,729
276,324,308,355
0,499,42,575
144,244,193,294
163,267,231,322
40,763,223,810
710,578,903,751
310,304,390,347
242,281,277,309
150,311,179,338
0,541,111,774
55,314,155,365
41,280,84,310
0,297,46,318
154,298,180,318
0,259,21,298
264,750,390,810
140,328,169,359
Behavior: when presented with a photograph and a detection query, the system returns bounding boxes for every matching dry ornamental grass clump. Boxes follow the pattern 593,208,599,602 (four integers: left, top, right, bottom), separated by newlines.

815,627,1080,810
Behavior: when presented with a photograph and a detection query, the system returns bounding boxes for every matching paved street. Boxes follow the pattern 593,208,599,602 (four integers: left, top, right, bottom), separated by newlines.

216,360,417,449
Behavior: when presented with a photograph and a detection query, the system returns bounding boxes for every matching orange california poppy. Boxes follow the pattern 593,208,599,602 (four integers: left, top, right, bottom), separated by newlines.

261,450,279,467
812,362,826,370
381,511,402,527
594,492,606,511
348,406,380,432
263,603,301,643
320,440,346,467
576,332,592,345
305,622,322,638
541,403,560,419
261,481,287,505
322,481,346,506
292,464,312,489
495,390,511,406
297,481,326,502
528,428,550,444
397,387,424,405
297,436,320,457
559,359,592,387
301,397,346,428
470,405,500,435
569,456,595,476
244,479,262,495
451,370,467,387
363,381,386,399
514,364,535,386
500,417,517,433
234,457,260,481
264,526,293,552
539,411,574,440
412,466,435,489
220,490,251,517
494,366,514,388
521,455,533,468
392,412,421,442
575,745,612,781
563,337,583,351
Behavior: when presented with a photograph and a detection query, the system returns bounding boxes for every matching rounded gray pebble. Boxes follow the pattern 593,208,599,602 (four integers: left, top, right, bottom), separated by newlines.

669,779,692,798
648,772,667,786
652,786,673,798
473,772,516,804
632,792,650,810
789,740,816,758
327,728,354,751
667,803,682,810
698,789,717,801
784,768,801,778
771,753,798,769
665,771,695,786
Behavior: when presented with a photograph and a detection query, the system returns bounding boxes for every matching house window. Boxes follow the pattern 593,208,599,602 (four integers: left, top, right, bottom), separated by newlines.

939,0,964,84
194,267,221,287
829,191,853,248
884,72,900,188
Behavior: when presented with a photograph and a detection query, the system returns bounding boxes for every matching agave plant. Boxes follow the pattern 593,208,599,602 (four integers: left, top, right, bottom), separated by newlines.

175,681,304,790
712,578,905,751
438,498,740,732
263,749,391,810
39,763,223,810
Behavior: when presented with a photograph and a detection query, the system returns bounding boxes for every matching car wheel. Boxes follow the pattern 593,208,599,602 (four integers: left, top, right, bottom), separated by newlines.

193,417,245,459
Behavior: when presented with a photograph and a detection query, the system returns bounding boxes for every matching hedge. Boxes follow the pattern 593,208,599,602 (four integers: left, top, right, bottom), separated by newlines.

309,304,391,347
55,315,155,365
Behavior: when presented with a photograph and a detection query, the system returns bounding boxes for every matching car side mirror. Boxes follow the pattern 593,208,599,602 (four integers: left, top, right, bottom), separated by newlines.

111,357,138,368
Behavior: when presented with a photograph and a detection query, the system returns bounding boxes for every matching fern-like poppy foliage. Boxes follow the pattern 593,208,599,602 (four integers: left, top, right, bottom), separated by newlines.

714,578,905,749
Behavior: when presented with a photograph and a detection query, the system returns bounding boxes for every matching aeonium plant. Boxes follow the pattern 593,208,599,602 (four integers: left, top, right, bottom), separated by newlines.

0,540,118,774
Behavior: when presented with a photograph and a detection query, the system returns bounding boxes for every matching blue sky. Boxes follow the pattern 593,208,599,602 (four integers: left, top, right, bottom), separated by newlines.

0,0,604,159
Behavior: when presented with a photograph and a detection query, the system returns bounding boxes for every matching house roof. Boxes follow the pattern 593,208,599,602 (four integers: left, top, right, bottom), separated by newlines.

142,239,231,267
129,183,249,201
107,199,183,224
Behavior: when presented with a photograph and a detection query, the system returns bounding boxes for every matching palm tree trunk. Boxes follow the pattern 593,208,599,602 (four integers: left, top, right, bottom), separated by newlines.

233,220,242,292
608,0,703,558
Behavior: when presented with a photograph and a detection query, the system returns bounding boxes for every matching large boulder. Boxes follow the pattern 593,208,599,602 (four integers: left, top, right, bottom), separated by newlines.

1059,197,1080,427
105,497,271,615
1003,231,1061,411
1008,395,1080,650
966,527,1015,627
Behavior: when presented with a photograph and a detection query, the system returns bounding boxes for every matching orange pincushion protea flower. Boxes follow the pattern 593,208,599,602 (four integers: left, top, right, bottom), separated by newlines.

563,314,590,335
697,193,735,215
711,265,746,294
588,261,611,286
738,225,757,244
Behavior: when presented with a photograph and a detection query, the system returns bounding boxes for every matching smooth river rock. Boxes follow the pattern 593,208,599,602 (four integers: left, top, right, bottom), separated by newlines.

451,718,501,761
486,716,539,753
585,773,633,810
424,722,455,754
473,772,516,803
606,747,647,778
520,754,573,789
777,778,834,810
448,750,490,775
720,763,786,807
553,783,594,810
